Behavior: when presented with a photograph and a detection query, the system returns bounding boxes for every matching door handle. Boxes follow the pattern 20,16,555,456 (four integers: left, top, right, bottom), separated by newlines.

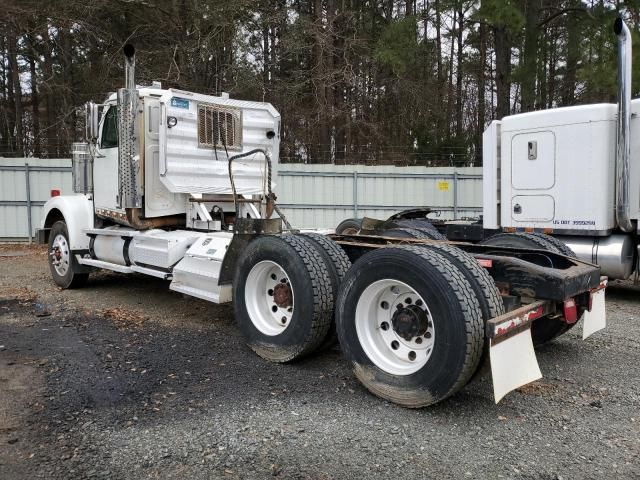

513,204,522,214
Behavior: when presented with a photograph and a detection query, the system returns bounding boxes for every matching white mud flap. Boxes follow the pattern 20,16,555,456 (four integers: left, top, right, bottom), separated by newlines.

490,327,542,403
582,279,608,340
487,301,550,403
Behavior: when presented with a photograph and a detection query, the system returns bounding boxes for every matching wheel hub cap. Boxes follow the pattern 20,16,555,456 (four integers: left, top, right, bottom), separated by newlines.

273,282,293,308
50,234,70,276
392,304,429,341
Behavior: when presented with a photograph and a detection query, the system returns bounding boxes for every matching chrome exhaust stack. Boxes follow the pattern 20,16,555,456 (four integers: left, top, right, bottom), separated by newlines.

117,44,141,210
614,18,635,232
123,44,136,91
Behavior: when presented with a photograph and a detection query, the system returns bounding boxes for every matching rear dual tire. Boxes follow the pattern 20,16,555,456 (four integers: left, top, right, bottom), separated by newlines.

335,245,494,407
233,234,335,362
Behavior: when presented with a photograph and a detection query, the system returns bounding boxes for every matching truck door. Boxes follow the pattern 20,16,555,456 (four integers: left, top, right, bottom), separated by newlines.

510,131,556,222
93,106,122,213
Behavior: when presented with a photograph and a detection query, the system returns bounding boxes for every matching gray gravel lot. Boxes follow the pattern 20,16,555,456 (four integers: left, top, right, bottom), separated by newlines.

1,245,639,479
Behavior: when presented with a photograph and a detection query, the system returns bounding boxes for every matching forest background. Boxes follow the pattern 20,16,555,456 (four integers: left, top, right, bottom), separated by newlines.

1,0,638,165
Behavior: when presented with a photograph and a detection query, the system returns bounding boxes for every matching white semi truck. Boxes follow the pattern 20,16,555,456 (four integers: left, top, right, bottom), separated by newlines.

38,42,606,408
344,18,638,284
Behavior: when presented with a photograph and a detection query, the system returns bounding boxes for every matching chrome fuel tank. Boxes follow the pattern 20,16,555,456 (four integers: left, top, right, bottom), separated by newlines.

560,234,635,280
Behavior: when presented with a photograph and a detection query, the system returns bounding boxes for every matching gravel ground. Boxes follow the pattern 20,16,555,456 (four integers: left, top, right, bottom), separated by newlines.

0,244,639,479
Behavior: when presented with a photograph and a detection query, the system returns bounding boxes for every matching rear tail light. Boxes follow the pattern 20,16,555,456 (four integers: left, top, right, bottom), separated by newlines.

563,298,578,324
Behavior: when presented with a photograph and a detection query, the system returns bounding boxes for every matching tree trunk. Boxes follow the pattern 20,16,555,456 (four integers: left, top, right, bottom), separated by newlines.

562,2,580,105
434,0,443,139
28,35,41,157
41,29,56,158
445,8,457,139
520,0,540,112
8,28,23,157
314,0,329,163
455,2,464,139
494,25,512,120
476,21,487,159
405,0,413,16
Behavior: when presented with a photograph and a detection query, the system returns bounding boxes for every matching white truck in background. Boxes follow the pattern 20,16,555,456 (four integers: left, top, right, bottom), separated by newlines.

37,41,606,409
343,18,638,282
479,17,637,281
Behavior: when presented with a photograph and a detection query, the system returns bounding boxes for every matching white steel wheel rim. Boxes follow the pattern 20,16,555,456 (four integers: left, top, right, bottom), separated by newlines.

245,260,295,336
355,279,435,376
50,234,71,277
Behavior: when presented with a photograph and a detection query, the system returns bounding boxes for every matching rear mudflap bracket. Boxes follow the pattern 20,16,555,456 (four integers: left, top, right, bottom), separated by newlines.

487,300,555,344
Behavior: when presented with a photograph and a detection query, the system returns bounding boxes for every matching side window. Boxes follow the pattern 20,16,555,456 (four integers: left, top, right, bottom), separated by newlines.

101,106,118,148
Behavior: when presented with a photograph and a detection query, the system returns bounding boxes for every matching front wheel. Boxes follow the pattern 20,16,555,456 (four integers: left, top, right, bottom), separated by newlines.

336,246,484,407
48,221,89,289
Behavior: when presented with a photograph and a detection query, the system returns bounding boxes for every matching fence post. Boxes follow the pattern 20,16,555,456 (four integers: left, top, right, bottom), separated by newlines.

25,163,32,244
353,171,359,217
453,170,458,220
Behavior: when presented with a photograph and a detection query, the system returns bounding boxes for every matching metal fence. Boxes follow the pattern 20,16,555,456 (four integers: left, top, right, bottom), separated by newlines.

0,158,73,242
0,158,483,239
275,164,483,229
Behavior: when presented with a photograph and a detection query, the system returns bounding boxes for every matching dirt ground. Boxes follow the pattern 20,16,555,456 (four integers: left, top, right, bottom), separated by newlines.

1,244,639,479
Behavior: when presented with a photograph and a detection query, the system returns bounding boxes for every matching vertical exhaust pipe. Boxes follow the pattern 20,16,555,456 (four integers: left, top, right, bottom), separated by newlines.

614,18,635,233
123,44,136,91
117,44,142,211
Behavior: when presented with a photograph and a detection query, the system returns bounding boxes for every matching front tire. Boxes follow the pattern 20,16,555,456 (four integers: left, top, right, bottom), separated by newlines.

48,221,89,289
233,234,333,362
336,246,483,407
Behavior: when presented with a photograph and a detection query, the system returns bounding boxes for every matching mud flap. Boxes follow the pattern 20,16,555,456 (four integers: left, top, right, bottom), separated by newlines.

582,279,607,340
489,327,542,403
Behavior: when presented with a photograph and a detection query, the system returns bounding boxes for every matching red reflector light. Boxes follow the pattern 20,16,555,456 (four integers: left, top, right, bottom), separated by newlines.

563,299,578,324
51,189,61,197
476,258,493,268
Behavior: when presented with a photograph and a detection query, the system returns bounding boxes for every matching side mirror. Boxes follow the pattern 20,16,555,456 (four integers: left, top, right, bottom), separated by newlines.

85,102,101,143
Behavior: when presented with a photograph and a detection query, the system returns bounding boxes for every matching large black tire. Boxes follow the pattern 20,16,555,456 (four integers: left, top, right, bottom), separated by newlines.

410,226,446,240
383,227,443,240
391,219,446,240
480,232,574,345
233,234,333,363
335,246,484,408
419,243,504,377
48,221,89,289
297,232,352,350
528,232,577,258
480,232,558,251
335,218,362,235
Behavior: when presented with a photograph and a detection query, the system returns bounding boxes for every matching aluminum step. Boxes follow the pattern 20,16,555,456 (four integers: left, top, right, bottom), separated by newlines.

168,233,233,304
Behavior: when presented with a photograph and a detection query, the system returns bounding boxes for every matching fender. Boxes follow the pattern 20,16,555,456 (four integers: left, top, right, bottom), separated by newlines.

41,195,95,250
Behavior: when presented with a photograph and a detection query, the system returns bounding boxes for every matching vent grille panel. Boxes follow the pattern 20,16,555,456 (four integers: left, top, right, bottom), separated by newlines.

197,104,242,151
